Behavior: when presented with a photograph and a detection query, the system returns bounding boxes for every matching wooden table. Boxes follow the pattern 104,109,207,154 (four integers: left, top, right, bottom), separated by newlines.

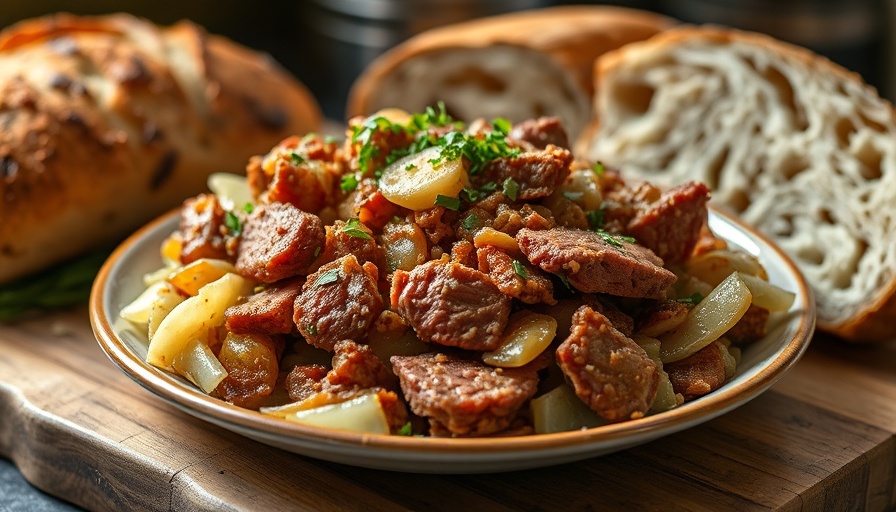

1,306,894,511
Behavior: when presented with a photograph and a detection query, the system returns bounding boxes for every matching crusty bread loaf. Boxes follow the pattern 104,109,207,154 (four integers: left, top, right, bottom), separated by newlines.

346,5,676,140
0,13,322,285
577,25,896,342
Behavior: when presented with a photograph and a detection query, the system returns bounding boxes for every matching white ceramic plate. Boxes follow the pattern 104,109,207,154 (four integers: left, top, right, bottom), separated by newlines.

90,207,815,474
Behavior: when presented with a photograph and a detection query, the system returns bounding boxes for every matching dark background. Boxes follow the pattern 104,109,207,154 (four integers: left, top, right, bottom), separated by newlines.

0,0,888,121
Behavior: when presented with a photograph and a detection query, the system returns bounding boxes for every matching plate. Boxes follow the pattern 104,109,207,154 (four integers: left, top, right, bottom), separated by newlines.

90,207,815,473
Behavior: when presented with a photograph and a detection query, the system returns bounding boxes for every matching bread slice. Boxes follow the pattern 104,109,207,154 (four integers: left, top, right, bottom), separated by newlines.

346,5,675,139
577,25,896,342
0,13,322,285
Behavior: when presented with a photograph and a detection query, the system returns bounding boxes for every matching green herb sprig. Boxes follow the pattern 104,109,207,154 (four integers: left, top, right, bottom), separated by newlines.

0,249,110,322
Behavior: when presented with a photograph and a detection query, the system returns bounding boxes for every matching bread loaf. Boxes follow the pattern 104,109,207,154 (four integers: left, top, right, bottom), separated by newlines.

346,5,675,140
0,13,322,285
577,25,896,342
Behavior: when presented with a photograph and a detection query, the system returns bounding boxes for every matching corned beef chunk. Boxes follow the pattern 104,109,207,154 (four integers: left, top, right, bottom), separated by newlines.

235,202,324,282
517,227,677,299
390,258,510,351
391,353,539,437
294,254,383,351
556,306,659,422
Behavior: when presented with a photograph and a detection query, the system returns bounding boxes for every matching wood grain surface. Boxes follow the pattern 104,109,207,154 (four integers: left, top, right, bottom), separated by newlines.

1,306,894,511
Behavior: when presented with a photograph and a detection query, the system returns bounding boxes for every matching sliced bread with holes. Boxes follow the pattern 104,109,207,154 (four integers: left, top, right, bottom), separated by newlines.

577,25,896,342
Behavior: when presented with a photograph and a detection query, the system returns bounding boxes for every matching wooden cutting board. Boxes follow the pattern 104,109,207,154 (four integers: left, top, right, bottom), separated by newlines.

1,306,894,511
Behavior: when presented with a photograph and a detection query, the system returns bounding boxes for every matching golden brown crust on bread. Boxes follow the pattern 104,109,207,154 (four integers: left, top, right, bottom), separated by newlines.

346,6,675,137
0,13,321,285
580,25,896,342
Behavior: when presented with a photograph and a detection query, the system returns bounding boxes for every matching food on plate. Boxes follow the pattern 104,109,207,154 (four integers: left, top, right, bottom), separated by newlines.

577,25,895,342
0,13,322,286
120,106,796,437
346,5,676,141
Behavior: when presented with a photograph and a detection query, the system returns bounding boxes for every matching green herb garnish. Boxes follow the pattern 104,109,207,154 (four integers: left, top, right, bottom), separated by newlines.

224,211,242,235
596,230,636,248
675,292,704,306
512,260,529,279
343,218,372,239
592,161,605,176
289,151,305,165
306,324,318,336
0,249,110,322
586,209,604,231
397,422,414,436
340,173,359,193
434,194,461,211
502,178,520,202
462,213,480,231
555,271,572,291
313,269,340,287
242,202,255,214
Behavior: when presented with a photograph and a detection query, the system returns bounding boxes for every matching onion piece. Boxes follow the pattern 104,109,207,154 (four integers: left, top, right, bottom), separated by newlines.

482,311,556,368
737,272,796,311
378,146,468,211
172,338,228,394
286,393,390,435
660,272,752,364
531,384,606,434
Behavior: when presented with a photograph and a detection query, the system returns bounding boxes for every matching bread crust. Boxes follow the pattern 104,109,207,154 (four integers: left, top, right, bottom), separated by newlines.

346,5,675,137
580,25,896,342
0,13,321,285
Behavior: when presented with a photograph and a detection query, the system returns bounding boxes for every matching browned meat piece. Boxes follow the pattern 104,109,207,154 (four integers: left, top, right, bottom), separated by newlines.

517,227,677,299
627,182,711,264
635,299,691,338
477,245,555,305
245,134,342,213
310,219,388,274
215,333,284,409
556,306,659,422
491,203,556,236
450,240,478,268
599,173,662,233
285,364,328,402
344,115,415,176
179,194,231,264
414,206,457,247
327,339,394,391
225,277,304,335
473,145,572,201
235,202,325,282
665,342,727,400
390,353,539,437
390,258,511,351
508,117,570,149
582,295,635,337
724,304,769,344
294,255,383,351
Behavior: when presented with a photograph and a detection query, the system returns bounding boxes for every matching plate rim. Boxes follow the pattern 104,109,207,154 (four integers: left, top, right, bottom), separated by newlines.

89,205,816,469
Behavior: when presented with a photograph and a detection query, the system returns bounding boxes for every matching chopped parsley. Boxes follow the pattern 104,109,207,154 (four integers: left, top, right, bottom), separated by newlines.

592,161,605,176
313,269,340,287
586,209,605,231
675,292,704,306
555,271,572,291
224,211,242,235
502,178,520,202
306,324,318,336
462,181,497,203
340,173,359,193
596,230,636,248
462,213,480,231
289,151,305,165
350,102,519,180
242,202,254,214
434,194,461,211
512,260,528,279
343,218,372,239
397,422,414,436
